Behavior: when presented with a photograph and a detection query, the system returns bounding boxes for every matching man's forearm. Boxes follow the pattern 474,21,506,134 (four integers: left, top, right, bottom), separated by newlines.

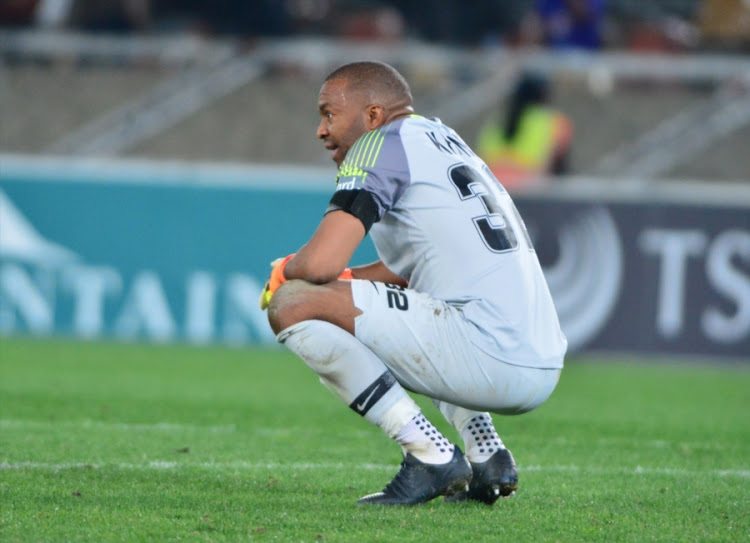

350,260,408,287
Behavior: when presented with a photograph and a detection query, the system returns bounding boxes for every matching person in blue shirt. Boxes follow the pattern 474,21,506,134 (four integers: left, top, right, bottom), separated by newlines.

522,0,605,50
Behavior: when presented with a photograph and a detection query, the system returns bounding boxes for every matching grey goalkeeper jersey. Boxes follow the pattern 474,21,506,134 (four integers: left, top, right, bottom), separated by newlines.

330,115,566,369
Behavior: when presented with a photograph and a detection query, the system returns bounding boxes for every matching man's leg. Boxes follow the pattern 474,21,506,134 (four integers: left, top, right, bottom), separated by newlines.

434,402,506,463
338,280,562,504
434,401,518,504
268,280,471,505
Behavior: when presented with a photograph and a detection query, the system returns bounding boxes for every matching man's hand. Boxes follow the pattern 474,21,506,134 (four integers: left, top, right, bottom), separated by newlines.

259,254,354,310
347,260,408,287
259,254,294,310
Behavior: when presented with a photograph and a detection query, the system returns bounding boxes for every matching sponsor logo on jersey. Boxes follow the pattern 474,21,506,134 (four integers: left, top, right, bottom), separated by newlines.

335,178,357,191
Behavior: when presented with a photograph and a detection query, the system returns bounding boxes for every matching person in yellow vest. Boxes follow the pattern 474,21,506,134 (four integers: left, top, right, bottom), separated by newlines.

478,72,572,192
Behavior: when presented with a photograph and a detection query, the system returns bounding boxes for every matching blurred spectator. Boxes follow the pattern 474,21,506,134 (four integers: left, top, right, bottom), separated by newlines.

0,0,151,31
67,0,152,33
133,0,290,37
170,0,290,37
477,72,573,191
520,0,605,50
699,0,750,50
337,3,405,42
0,0,42,26
394,0,524,45
34,0,74,28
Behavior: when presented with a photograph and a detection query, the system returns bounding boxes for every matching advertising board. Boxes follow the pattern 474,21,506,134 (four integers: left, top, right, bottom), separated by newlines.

1,156,748,359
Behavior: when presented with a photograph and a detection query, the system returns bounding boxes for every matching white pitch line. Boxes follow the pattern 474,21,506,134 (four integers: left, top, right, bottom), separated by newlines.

0,419,236,434
1,461,748,479
523,465,750,478
0,461,393,472
544,436,735,452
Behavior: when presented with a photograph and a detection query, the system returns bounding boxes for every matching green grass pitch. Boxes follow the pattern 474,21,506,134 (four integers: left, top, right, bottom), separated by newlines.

1,337,748,542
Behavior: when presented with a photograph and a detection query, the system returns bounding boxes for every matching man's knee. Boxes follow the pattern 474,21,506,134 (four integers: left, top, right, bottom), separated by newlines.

267,279,359,336
267,279,315,334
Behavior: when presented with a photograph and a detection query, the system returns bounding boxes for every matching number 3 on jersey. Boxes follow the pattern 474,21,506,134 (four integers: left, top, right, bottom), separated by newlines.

448,164,533,253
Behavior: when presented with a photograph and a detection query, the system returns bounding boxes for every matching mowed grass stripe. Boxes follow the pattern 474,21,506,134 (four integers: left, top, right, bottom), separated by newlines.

3,418,745,448
2,460,749,479
3,418,745,452
0,419,236,433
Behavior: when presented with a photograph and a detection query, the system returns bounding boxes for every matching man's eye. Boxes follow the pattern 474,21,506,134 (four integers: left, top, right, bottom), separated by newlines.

326,113,333,119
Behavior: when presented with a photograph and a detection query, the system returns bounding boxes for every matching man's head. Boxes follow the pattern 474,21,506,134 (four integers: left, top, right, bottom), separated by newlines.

317,61,414,167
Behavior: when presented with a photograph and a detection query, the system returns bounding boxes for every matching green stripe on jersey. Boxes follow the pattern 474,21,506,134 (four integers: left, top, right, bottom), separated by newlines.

336,128,386,185
352,131,375,169
368,131,386,167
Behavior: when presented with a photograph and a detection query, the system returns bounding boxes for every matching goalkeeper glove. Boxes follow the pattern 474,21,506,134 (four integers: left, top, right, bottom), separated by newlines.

258,254,354,310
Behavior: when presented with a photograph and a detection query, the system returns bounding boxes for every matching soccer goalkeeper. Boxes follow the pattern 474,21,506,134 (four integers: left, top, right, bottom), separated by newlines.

261,61,567,506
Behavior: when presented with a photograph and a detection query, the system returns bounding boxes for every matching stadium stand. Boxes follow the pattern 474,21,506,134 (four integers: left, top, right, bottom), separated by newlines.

1,0,748,180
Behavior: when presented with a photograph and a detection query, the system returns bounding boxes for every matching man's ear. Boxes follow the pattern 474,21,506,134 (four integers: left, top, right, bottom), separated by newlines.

365,104,386,130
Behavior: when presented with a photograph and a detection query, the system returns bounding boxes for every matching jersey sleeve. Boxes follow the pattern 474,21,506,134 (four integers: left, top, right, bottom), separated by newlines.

326,121,411,231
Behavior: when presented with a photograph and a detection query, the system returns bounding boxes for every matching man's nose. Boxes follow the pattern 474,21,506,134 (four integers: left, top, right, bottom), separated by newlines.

316,120,328,139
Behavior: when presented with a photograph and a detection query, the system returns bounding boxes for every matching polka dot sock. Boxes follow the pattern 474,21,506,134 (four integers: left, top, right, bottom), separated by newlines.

395,413,455,464
461,413,505,464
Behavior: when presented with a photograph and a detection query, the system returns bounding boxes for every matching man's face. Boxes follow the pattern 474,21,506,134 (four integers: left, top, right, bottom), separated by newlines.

317,79,369,167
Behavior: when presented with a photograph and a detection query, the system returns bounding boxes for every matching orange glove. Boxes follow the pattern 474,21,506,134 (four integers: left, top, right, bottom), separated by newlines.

259,254,295,310
259,254,353,310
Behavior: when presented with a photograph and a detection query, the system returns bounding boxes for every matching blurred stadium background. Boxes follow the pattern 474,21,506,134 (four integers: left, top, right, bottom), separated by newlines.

0,0,748,360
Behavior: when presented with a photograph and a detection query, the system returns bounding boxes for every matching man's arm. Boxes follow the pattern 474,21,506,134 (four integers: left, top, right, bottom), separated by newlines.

284,210,365,284
350,260,408,288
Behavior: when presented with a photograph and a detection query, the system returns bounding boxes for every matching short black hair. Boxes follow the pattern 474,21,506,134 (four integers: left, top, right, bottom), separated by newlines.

504,72,550,140
324,61,412,106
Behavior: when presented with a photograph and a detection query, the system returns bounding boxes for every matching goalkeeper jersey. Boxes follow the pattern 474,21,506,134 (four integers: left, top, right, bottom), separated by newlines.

328,115,566,369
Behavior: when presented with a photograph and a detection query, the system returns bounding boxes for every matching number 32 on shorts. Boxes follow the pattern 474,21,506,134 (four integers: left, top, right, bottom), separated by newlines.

385,284,409,311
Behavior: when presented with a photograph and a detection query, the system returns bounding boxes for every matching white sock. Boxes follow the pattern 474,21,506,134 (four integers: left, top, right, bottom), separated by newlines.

395,414,455,464
278,319,420,434
432,401,505,464
460,413,505,463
